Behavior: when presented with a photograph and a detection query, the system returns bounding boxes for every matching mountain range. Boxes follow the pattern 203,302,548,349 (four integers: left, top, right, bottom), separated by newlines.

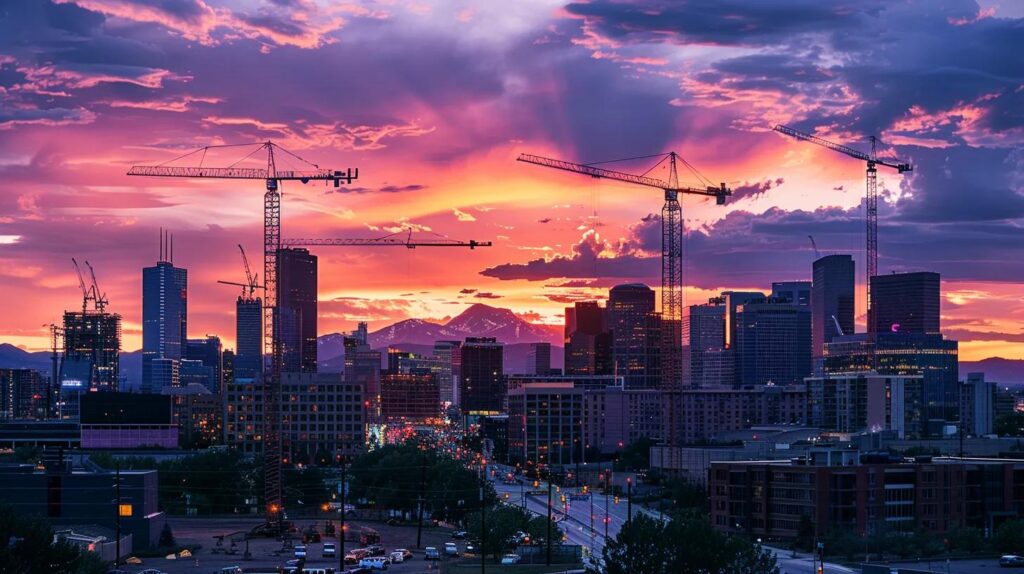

3,302,1021,386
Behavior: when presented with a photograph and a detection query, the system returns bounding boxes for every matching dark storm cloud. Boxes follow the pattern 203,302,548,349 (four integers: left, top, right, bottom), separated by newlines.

730,178,785,203
564,0,888,46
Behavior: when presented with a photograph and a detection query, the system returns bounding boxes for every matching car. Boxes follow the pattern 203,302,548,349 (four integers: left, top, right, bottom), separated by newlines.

451,530,468,539
424,547,440,560
444,542,459,556
294,545,307,559
358,556,389,570
388,551,405,564
1001,555,1024,568
323,542,337,557
214,567,243,574
393,548,412,561
465,543,477,555
366,544,386,557
345,549,369,564
138,570,167,574
501,554,522,565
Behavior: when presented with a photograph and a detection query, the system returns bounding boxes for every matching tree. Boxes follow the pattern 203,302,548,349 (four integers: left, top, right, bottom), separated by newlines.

603,514,779,574
996,412,1024,437
463,506,561,561
995,519,1024,554
0,504,108,574
159,523,176,548
603,514,673,574
614,437,653,472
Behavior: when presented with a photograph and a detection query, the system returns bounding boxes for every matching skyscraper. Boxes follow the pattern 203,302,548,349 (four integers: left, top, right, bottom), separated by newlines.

527,342,552,375
683,297,727,388
433,340,462,406
564,301,612,376
277,247,317,373
771,281,811,306
62,310,121,392
608,284,661,389
812,255,855,371
344,337,381,421
185,336,223,394
234,295,262,379
142,240,187,393
870,271,940,335
734,297,812,387
460,337,504,412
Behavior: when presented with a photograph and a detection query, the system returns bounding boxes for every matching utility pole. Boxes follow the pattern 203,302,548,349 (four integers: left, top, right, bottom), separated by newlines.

546,473,553,566
480,463,487,574
416,455,427,548
604,469,610,540
339,455,346,572
626,477,633,528
114,462,121,567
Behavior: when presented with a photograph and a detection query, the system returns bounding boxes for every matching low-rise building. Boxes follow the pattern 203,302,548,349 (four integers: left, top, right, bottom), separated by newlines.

710,456,1024,539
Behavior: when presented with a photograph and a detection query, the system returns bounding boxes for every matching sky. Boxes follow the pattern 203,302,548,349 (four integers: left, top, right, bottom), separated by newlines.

0,0,1022,361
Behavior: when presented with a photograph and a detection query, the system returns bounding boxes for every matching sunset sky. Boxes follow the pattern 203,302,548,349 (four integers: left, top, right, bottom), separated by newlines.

1,0,1022,361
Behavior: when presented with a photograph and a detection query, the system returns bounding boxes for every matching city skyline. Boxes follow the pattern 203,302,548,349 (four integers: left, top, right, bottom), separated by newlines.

2,1,1023,363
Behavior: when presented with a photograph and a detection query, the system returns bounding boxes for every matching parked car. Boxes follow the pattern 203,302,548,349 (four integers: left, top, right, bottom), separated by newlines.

388,551,405,564
1001,555,1024,568
424,547,440,560
323,542,337,557
451,530,468,539
501,554,522,565
390,548,412,562
345,549,369,564
366,544,386,557
444,542,459,557
358,556,389,570
138,569,167,574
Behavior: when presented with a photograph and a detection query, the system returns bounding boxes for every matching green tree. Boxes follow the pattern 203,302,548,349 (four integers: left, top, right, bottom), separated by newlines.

614,437,653,472
996,412,1024,437
463,506,559,560
995,519,1024,554
947,526,984,554
603,514,779,574
158,523,176,548
0,504,108,574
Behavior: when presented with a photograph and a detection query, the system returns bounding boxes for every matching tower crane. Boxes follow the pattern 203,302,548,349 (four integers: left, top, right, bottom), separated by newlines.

84,261,108,312
128,141,359,528
517,152,731,446
772,125,912,332
218,244,263,300
283,229,492,249
71,258,96,313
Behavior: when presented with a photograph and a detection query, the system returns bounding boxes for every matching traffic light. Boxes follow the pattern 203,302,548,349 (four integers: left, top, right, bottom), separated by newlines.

533,480,540,488
614,496,620,504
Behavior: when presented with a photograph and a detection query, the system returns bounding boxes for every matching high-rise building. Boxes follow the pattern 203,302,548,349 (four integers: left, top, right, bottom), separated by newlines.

824,332,959,437
811,255,855,372
62,310,121,392
460,337,504,412
507,381,583,467
806,372,924,438
433,340,462,406
683,297,727,388
234,296,262,379
276,247,317,373
564,301,612,376
142,255,187,393
870,271,940,335
722,291,764,351
185,336,223,394
608,284,661,389
344,337,381,421
734,298,811,387
960,372,995,437
0,369,48,420
771,281,811,306
380,372,440,421
527,342,552,375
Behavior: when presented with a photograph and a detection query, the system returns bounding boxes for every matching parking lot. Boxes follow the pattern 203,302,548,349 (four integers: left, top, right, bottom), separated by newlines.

121,517,478,574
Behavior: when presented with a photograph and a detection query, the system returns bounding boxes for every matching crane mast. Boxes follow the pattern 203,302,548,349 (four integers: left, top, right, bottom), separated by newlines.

772,125,911,333
129,141,358,528
518,151,731,447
